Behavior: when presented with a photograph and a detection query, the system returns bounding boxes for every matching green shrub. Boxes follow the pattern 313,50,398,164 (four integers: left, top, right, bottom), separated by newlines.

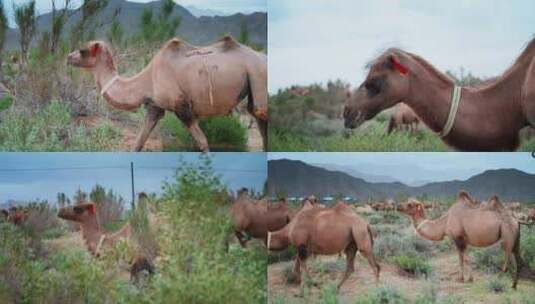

472,246,504,273
392,254,432,277
354,285,407,304
320,283,339,304
486,276,507,293
521,227,535,270
0,100,121,151
161,113,248,151
0,95,12,112
414,284,438,304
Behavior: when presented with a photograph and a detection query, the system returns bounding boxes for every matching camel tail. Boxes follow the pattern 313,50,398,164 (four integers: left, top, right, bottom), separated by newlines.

387,116,395,135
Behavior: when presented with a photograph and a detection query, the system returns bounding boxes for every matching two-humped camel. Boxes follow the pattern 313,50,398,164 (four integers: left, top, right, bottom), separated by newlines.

57,199,154,279
230,191,291,247
67,36,267,152
397,191,525,288
268,200,380,290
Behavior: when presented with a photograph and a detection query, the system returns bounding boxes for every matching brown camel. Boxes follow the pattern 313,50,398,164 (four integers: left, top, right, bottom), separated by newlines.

387,103,420,134
58,200,155,280
6,206,28,226
230,192,290,247
344,37,535,151
268,201,380,290
67,36,267,152
397,191,524,288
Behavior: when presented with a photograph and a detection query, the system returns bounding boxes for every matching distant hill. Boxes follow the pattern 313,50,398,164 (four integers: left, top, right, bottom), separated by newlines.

268,159,535,202
5,0,266,50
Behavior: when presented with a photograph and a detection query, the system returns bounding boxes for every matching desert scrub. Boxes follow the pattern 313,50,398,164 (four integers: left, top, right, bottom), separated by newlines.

0,100,121,151
374,232,433,260
320,283,339,304
472,245,504,273
486,276,508,293
392,254,432,277
160,112,248,151
354,285,407,304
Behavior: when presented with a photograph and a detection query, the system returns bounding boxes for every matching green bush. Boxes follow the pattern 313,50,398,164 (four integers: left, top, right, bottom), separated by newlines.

392,254,432,277
486,276,508,293
472,246,504,273
161,113,248,151
354,285,407,304
320,283,339,304
0,95,12,112
0,100,121,151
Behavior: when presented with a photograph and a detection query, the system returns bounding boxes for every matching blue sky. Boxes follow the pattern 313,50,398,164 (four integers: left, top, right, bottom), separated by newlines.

0,153,266,204
6,0,266,26
269,0,535,92
268,152,535,185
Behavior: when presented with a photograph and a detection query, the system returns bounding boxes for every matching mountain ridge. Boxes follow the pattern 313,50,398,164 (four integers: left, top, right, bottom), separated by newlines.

268,159,535,202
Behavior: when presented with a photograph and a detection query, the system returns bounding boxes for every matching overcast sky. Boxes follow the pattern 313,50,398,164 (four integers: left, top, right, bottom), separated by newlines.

268,152,535,185
0,153,266,204
269,0,535,92
6,0,265,26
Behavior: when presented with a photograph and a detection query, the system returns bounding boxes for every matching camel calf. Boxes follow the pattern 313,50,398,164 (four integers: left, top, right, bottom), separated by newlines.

397,191,525,289
268,201,380,290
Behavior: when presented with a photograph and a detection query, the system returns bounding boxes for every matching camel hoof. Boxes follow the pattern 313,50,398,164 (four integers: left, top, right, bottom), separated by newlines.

467,277,473,283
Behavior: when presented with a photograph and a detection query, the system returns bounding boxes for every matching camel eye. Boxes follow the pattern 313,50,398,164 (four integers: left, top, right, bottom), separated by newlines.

364,78,382,97
74,206,84,214
80,49,89,58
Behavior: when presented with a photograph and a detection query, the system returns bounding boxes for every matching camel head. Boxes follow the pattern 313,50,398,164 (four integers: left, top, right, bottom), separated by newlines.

57,203,97,223
67,41,115,71
344,49,411,129
397,198,426,219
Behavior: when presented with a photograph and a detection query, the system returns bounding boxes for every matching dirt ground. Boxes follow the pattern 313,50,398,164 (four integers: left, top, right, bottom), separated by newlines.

268,253,535,303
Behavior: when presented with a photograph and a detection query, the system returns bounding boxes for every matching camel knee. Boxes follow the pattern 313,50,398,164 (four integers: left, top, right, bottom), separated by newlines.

297,244,308,260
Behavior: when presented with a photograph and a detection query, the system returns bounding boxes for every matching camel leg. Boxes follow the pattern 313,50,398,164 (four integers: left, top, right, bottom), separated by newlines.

296,244,313,286
338,245,356,290
361,249,380,284
512,230,523,289
134,104,164,151
234,231,248,248
292,257,302,284
186,120,209,152
454,238,467,282
247,93,268,151
463,252,473,282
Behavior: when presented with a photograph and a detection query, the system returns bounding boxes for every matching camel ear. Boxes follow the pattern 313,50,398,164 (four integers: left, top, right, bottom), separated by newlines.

489,195,500,204
88,204,96,215
389,54,409,76
90,43,100,57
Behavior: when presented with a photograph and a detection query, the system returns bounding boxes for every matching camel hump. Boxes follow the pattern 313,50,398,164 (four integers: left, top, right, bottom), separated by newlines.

218,35,240,51
457,190,475,204
163,38,195,52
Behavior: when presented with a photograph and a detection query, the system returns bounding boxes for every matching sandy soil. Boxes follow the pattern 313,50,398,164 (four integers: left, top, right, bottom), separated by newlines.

268,253,535,303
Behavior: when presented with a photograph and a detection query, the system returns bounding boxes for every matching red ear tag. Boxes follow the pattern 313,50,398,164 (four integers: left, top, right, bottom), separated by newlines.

90,44,100,57
391,56,409,76
88,204,96,215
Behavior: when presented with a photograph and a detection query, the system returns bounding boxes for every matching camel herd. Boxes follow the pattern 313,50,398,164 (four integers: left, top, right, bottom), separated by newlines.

230,190,535,290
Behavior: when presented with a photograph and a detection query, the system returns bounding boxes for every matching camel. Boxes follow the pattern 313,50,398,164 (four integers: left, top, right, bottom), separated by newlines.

57,200,154,280
230,192,291,247
5,206,28,226
387,103,420,134
268,200,380,290
397,191,524,288
67,36,267,152
344,37,535,151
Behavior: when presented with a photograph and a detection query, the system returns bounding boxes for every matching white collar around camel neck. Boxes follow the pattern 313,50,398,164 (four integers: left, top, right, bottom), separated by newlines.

437,85,462,138
100,75,119,96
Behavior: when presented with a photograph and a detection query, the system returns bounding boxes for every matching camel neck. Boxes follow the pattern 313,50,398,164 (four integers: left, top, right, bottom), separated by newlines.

412,214,447,241
404,71,454,133
79,216,104,256
94,62,154,112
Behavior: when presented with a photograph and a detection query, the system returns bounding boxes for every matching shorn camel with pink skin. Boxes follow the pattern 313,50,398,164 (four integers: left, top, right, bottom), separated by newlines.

268,200,380,290
344,37,535,151
67,36,267,152
397,191,525,289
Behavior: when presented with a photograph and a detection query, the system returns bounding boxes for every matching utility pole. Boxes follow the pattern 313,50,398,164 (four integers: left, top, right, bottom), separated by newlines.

131,162,135,210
